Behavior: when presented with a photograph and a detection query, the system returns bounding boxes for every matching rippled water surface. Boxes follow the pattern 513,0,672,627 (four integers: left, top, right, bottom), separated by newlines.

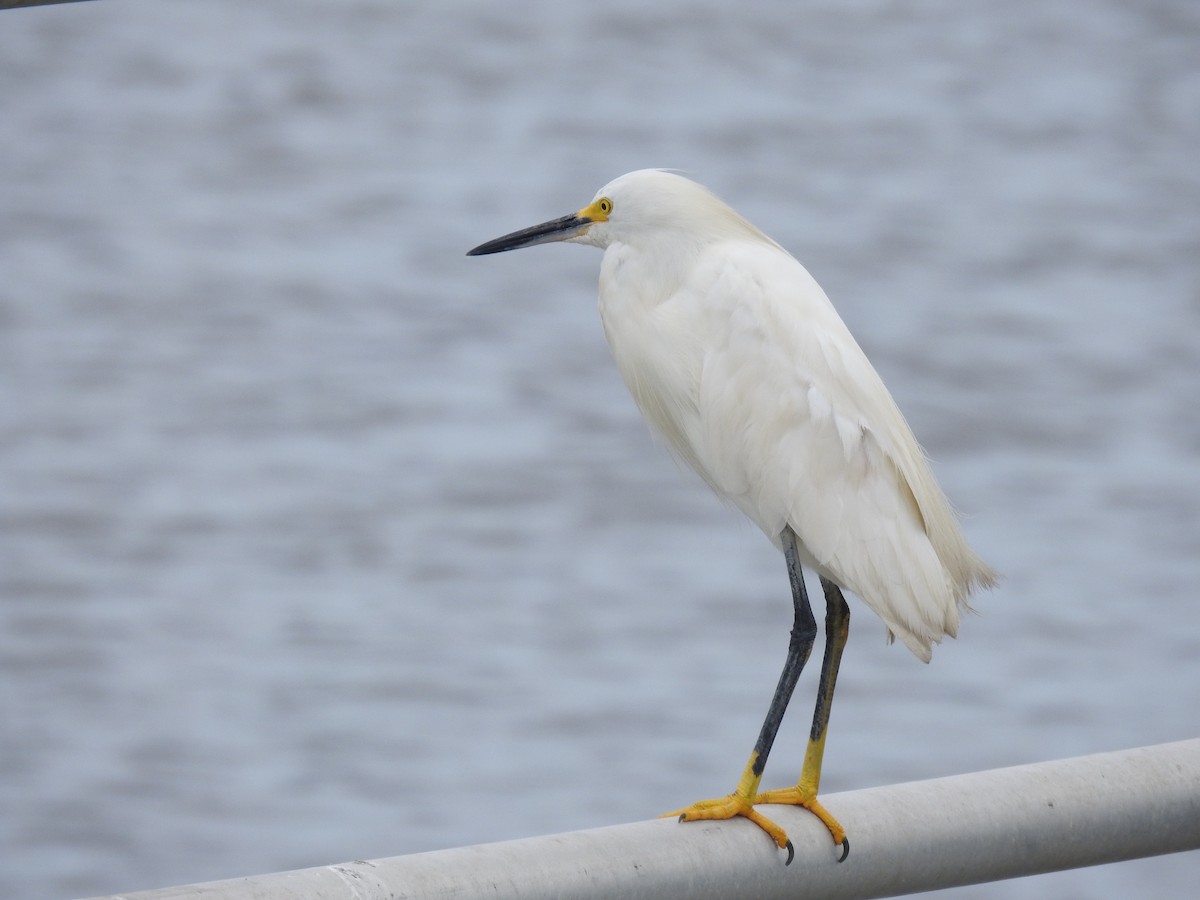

2,2,1198,897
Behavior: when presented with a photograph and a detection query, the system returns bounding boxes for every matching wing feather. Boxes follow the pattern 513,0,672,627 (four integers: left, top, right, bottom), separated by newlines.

598,237,996,661
681,243,995,659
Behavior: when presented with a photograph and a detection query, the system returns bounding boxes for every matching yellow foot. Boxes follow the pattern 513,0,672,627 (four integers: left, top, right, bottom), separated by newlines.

754,786,849,861
661,794,795,864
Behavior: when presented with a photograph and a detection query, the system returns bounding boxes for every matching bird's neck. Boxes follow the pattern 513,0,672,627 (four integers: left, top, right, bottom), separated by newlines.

599,237,703,308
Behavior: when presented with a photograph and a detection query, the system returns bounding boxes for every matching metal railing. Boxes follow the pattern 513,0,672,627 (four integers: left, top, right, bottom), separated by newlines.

89,739,1200,900
1,1,97,10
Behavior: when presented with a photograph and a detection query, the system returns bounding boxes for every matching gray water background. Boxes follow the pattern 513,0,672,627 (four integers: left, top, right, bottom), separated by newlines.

2,1,1198,897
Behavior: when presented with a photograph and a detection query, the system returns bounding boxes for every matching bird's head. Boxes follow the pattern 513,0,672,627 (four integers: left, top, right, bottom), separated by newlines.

467,170,768,257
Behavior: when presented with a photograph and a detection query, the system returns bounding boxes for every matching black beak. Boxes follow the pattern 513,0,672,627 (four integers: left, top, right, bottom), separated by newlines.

467,213,592,256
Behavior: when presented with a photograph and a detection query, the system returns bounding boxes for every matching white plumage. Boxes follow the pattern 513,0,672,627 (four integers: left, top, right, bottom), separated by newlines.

468,169,996,860
578,170,996,661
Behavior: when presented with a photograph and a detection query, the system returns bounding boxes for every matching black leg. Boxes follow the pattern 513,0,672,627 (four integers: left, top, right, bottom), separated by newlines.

810,577,850,748
753,567,852,860
664,525,818,863
801,577,851,860
748,526,818,780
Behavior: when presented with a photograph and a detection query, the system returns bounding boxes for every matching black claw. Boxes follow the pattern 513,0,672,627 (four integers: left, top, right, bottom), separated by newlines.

836,836,850,863
784,840,795,866
678,814,687,823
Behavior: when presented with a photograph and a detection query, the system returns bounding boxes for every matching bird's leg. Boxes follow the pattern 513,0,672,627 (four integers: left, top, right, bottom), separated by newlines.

661,526,816,864
755,576,851,861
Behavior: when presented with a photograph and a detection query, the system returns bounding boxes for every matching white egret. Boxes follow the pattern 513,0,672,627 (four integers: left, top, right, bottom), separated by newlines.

467,170,997,864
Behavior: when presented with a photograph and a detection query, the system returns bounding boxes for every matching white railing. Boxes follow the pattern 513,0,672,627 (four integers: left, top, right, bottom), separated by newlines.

89,739,1200,900
1,1,97,10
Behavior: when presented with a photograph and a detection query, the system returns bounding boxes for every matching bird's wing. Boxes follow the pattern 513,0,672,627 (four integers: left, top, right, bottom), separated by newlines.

679,242,992,659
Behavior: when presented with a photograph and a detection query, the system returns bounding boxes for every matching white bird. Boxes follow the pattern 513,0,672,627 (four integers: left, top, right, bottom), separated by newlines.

468,169,997,864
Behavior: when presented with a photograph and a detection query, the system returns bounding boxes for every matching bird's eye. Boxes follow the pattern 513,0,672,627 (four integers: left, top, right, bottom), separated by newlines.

598,198,613,214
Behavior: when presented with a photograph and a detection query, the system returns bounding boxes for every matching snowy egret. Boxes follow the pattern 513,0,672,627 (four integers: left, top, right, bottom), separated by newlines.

467,170,997,864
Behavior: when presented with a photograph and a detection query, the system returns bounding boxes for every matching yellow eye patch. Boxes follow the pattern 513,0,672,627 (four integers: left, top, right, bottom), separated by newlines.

579,196,613,221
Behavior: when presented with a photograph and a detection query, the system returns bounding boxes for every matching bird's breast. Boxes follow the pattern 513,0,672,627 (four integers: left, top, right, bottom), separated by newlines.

597,245,711,472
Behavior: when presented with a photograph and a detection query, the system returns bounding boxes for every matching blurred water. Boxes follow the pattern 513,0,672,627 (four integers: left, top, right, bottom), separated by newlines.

1,1,1198,897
